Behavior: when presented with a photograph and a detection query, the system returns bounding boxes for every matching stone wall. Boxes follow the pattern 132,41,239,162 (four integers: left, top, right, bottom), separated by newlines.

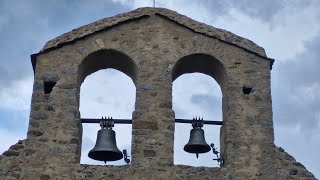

0,8,315,179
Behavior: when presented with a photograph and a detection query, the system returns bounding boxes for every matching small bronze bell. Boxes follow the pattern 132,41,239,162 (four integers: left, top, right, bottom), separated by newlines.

88,119,123,163
184,117,211,158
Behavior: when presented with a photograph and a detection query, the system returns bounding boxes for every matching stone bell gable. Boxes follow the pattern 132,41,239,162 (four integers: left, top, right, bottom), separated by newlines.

0,7,315,179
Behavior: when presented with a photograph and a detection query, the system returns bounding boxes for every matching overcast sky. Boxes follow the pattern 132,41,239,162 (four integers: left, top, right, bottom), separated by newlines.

0,0,319,178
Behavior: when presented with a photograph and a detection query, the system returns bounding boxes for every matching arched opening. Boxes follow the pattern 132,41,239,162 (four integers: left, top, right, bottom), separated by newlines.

78,49,137,166
172,53,226,167
173,73,222,167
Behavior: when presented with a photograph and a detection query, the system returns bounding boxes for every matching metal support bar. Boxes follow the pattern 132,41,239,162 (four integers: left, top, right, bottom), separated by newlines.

81,118,132,124
175,119,223,125
81,118,223,125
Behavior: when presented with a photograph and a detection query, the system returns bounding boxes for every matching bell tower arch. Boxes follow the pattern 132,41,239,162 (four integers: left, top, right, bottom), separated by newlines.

0,7,316,179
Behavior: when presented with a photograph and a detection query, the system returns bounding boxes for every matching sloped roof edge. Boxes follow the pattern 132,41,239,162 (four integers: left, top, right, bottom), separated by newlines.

32,7,274,70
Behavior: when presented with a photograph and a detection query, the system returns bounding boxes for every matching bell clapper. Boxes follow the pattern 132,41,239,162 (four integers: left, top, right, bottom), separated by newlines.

196,153,199,159
123,149,131,164
210,143,224,165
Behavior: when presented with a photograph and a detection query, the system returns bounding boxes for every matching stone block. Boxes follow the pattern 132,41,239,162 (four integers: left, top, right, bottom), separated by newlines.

133,121,159,130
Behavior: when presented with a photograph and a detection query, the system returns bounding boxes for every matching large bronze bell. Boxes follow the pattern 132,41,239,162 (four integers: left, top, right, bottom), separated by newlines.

88,128,123,163
184,118,211,158
184,128,211,155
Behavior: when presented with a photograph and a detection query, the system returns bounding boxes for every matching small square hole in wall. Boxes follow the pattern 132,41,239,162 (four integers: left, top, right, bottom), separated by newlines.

242,86,253,95
44,81,57,94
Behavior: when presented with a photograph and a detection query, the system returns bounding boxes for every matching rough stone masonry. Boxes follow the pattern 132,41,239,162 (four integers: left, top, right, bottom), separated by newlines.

0,7,316,180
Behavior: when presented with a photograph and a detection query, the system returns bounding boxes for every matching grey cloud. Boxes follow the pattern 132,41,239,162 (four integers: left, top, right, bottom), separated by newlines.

94,97,105,104
190,94,222,119
190,94,216,104
204,0,319,22
0,0,130,88
199,0,284,22
228,0,285,22
0,67,9,84
272,34,320,133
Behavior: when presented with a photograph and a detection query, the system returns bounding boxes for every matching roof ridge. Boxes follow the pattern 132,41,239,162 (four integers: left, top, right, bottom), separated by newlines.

39,7,267,58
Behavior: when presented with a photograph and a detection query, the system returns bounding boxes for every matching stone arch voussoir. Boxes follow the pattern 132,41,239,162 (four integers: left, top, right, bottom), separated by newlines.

172,53,227,95
78,49,138,87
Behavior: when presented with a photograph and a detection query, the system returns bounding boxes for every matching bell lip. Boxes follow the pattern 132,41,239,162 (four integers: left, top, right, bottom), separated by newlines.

183,144,211,154
88,150,124,162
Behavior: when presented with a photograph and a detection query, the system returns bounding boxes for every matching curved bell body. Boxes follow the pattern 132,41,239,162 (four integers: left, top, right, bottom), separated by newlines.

184,128,211,154
88,128,123,162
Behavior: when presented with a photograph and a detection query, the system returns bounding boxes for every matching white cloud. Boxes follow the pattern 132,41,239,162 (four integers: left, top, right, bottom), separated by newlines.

275,124,320,178
153,0,214,23
112,0,214,24
291,83,320,106
0,128,26,154
0,77,33,111
0,78,31,155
